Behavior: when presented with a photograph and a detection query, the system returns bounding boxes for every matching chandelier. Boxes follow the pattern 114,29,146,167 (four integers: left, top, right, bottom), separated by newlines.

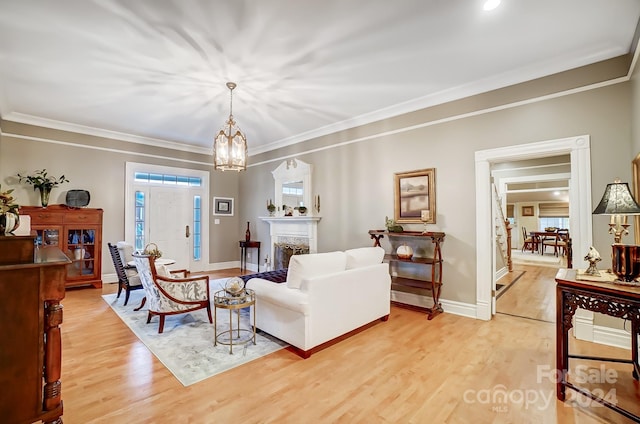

213,82,247,171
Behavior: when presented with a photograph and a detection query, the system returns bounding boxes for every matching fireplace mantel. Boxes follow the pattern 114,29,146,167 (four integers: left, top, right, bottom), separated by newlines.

259,216,321,269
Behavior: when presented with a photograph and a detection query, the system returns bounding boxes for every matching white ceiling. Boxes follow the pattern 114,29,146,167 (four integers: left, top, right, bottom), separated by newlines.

1,0,639,155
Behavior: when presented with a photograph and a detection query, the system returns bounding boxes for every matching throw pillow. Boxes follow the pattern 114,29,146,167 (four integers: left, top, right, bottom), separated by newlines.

286,251,347,289
116,241,135,265
345,246,385,269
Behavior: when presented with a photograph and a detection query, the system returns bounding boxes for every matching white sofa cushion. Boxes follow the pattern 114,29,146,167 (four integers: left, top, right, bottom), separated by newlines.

345,246,385,269
286,251,347,289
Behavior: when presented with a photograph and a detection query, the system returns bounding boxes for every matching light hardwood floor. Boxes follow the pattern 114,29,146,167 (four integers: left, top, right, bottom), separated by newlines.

58,267,638,423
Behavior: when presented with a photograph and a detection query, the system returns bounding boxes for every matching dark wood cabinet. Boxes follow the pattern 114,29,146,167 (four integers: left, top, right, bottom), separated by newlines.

0,236,70,423
369,230,445,320
21,205,103,288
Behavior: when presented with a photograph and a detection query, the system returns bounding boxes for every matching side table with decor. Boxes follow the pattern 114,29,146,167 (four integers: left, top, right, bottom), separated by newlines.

213,279,256,354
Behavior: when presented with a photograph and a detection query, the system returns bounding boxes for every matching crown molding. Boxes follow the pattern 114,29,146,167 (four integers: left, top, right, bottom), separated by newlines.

2,112,213,155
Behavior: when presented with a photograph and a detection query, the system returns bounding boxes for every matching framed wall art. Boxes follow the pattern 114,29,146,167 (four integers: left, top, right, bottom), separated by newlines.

213,197,234,216
394,168,436,224
522,205,534,217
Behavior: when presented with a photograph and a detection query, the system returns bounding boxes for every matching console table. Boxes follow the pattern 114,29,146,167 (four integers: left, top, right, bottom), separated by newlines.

369,230,445,320
239,240,261,273
555,268,640,422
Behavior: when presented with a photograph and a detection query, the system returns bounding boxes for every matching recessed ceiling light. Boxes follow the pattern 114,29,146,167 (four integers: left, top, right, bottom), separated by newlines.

483,0,501,11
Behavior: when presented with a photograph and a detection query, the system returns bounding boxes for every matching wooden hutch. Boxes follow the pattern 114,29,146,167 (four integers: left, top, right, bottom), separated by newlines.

20,204,103,288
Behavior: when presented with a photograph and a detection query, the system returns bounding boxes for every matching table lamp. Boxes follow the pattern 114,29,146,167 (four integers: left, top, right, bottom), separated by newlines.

593,178,640,282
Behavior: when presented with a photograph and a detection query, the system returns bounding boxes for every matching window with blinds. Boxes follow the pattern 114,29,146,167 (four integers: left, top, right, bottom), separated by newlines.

538,202,569,217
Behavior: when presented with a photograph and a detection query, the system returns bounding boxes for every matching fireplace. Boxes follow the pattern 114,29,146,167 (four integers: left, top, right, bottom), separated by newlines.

274,240,310,270
260,216,321,271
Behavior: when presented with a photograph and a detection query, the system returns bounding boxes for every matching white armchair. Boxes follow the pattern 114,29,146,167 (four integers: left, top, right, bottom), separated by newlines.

133,254,212,333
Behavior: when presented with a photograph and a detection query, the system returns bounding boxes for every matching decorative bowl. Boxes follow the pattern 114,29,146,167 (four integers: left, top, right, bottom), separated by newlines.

225,277,246,297
396,244,413,260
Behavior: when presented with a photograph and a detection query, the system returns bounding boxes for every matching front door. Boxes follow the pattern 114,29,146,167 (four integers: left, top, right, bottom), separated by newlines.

148,187,190,271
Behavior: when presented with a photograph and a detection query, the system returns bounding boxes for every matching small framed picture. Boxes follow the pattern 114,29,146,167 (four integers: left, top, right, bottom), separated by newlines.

522,206,534,217
213,197,234,216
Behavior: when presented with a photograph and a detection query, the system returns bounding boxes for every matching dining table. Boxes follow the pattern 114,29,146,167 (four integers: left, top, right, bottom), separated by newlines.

528,231,561,254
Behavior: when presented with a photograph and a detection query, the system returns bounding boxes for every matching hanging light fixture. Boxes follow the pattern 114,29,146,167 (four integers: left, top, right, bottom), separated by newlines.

213,82,247,171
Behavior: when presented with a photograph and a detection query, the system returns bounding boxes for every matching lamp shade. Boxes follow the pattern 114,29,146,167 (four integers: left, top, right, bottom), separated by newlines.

592,181,640,215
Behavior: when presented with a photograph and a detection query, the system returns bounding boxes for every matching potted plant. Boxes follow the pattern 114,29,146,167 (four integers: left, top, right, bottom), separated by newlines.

267,199,276,216
17,169,69,207
0,184,20,234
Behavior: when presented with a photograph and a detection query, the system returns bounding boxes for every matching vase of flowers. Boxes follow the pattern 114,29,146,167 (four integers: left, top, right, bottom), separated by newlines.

0,184,20,235
17,169,69,208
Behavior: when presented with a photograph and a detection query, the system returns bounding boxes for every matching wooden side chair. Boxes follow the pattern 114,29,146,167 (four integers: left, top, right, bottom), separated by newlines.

108,242,143,306
521,226,534,252
542,230,569,256
133,254,212,333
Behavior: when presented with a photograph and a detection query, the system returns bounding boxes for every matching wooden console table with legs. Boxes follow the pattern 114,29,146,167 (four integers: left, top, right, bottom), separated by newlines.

0,236,70,424
239,240,261,273
369,230,445,320
555,268,640,422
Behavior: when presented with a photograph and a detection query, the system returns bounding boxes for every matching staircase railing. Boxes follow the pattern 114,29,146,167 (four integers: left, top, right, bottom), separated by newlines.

493,184,512,272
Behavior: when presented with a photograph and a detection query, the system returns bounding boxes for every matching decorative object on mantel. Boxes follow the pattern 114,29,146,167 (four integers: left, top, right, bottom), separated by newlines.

314,195,320,213
0,184,20,235
394,168,436,224
295,206,307,216
17,169,69,208
385,216,403,232
283,205,293,216
267,199,276,216
143,242,162,258
583,246,602,276
213,82,248,172
396,243,413,260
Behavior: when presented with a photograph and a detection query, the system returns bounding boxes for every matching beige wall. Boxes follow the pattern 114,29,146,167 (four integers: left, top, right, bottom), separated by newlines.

243,59,633,306
0,56,634,309
0,122,242,275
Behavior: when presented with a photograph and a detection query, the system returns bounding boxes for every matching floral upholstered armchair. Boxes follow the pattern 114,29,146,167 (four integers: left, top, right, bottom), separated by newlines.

133,254,212,333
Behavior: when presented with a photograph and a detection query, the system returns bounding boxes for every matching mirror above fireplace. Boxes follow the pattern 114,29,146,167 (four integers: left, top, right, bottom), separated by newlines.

272,159,312,212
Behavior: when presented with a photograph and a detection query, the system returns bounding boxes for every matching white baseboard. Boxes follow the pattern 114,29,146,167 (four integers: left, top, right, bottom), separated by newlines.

496,266,509,281
572,315,631,350
102,273,118,283
593,325,632,350
390,290,477,319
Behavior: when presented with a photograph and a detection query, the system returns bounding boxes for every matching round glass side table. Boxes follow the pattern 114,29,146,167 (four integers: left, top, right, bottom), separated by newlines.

213,288,256,354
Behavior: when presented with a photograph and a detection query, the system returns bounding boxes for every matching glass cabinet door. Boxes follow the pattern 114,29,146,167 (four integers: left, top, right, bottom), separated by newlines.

66,228,96,277
34,228,61,247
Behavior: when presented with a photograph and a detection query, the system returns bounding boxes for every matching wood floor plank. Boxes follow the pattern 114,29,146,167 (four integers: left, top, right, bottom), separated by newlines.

57,267,638,423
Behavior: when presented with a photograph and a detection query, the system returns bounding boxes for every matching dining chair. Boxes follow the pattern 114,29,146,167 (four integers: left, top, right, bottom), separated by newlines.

521,226,534,252
542,230,569,256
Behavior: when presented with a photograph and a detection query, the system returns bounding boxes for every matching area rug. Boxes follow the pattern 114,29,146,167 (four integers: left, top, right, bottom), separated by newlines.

101,278,288,386
511,250,561,266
